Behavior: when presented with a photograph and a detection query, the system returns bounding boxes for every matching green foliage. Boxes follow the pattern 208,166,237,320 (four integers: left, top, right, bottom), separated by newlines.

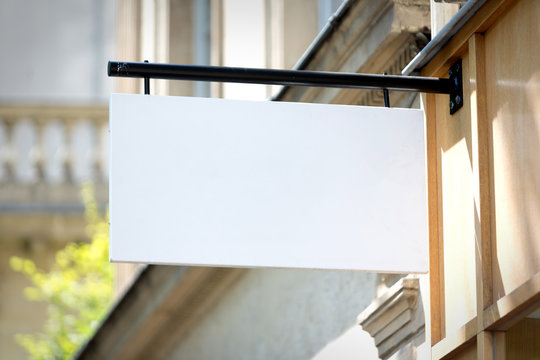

10,184,113,360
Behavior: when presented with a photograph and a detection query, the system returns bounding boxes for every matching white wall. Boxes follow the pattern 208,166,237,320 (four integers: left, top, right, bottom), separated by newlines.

0,0,115,103
169,269,380,360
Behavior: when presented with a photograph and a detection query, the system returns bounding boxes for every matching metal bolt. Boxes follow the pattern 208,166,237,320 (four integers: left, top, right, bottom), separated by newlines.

455,95,462,105
450,101,455,111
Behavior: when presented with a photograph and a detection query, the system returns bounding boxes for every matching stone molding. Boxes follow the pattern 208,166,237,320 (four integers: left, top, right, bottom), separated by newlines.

279,0,430,106
358,277,423,360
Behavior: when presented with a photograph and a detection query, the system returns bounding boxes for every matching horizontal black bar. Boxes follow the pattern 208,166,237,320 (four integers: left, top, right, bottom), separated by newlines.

108,61,452,94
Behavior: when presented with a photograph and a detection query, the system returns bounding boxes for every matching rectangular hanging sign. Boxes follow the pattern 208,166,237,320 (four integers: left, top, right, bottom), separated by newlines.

109,94,427,273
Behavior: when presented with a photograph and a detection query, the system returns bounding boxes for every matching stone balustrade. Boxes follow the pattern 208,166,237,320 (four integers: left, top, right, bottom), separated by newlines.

0,103,109,239
0,105,109,185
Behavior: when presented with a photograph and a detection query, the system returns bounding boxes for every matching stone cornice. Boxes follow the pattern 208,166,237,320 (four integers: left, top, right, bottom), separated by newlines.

279,0,430,106
358,277,423,360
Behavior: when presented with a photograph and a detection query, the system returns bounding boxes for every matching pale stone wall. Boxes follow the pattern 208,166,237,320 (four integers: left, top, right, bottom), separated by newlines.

168,269,380,360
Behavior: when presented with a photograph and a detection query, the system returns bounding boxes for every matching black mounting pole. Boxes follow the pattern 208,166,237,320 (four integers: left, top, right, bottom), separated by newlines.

108,61,453,94
108,60,464,114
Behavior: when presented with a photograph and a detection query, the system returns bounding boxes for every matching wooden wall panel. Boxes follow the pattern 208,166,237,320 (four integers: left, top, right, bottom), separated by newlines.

426,93,445,345
484,0,540,301
435,52,478,336
445,340,477,360
506,318,540,360
424,0,539,357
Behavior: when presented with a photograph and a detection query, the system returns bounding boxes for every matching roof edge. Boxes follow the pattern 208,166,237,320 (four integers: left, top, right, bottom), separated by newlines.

402,0,487,75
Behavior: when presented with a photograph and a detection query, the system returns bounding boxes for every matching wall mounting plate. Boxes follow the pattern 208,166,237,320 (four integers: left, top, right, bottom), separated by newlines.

449,59,463,115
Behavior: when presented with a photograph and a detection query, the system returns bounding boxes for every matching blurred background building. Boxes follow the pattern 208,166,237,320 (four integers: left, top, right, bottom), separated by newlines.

0,1,113,358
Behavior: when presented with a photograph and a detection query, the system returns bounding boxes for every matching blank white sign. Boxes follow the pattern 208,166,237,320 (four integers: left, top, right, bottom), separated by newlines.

110,94,427,273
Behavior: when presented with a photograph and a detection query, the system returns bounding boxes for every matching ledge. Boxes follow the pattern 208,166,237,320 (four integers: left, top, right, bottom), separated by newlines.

76,266,245,360
358,277,423,359
274,0,430,105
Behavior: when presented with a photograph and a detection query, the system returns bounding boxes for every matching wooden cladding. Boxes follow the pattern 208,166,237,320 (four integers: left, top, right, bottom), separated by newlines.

423,0,540,358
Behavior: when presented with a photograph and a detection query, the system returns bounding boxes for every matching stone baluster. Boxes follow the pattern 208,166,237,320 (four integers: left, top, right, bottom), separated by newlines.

0,107,109,185
1,117,15,182
92,118,108,182
62,118,74,183
32,117,46,182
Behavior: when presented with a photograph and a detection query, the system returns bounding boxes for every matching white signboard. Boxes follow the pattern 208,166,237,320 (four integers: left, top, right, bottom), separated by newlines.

110,94,427,273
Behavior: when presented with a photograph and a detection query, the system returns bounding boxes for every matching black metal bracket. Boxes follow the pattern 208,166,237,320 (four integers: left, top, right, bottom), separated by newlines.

382,72,390,108
108,60,463,114
448,60,463,115
144,60,150,95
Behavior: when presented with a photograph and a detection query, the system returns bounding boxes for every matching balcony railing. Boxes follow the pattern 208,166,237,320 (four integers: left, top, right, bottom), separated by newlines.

0,105,108,185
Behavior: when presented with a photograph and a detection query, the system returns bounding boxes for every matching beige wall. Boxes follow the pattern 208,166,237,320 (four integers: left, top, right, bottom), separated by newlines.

423,0,540,358
484,0,540,302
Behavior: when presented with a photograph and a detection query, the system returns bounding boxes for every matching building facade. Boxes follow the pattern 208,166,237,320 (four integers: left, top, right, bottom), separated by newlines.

5,0,538,359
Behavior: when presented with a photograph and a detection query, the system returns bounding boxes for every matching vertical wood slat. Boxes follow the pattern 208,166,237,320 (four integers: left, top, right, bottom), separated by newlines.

469,32,493,313
425,92,445,345
477,331,493,360
469,32,494,360
436,52,477,340
494,331,506,360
